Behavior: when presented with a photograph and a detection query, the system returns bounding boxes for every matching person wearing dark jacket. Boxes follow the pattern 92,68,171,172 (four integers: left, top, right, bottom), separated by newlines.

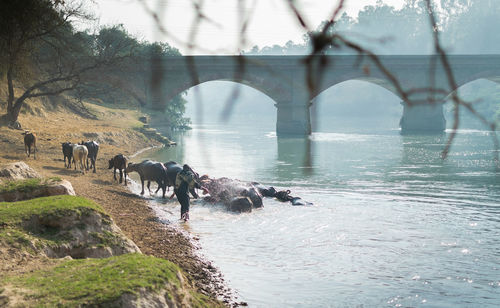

172,164,205,221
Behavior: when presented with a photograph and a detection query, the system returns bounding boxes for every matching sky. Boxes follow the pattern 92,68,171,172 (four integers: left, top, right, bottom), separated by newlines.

90,0,404,54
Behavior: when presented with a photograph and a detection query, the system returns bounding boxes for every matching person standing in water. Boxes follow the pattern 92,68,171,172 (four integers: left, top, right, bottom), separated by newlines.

172,164,205,221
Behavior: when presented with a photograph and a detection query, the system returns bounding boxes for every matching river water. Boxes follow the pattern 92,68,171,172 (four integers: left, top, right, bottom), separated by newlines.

135,118,500,307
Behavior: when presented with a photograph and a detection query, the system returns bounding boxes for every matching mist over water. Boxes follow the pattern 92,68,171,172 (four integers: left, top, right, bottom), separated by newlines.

137,104,500,307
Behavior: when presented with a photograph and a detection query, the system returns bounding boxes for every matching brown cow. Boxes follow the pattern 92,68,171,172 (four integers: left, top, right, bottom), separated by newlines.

21,131,37,159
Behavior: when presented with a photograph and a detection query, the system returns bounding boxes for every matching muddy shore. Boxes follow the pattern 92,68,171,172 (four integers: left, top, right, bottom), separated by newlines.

0,105,239,306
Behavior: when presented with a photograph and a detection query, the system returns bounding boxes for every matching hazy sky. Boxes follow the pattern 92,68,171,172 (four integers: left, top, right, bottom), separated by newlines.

91,0,403,54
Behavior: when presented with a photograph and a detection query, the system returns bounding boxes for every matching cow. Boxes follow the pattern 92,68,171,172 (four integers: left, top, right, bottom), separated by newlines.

108,154,128,185
72,144,88,174
162,161,200,198
80,140,99,173
125,160,168,198
21,131,37,159
62,142,73,168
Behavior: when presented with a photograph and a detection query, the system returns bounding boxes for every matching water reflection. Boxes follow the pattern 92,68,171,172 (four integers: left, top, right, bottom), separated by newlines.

276,136,313,177
145,127,187,164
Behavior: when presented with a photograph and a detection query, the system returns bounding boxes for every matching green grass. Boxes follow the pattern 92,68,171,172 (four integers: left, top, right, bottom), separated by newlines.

0,178,43,194
0,195,109,250
1,253,218,307
0,197,222,307
0,195,106,225
91,230,124,248
0,227,33,250
3,253,177,306
0,177,62,194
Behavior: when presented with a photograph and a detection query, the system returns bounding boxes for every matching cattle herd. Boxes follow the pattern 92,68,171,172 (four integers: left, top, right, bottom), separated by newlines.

19,131,312,210
60,140,99,174
20,131,190,197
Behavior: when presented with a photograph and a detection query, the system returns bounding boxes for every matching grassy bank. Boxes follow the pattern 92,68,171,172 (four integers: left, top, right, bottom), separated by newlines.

0,195,106,251
0,177,62,194
0,194,223,307
0,96,235,306
1,253,220,307
0,195,103,223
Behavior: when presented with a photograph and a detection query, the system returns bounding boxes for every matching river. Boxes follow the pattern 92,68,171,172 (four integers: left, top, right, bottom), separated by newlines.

134,117,500,307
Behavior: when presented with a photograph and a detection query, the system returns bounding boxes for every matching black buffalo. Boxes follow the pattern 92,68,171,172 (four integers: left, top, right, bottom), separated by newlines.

22,131,37,159
62,142,73,168
163,161,200,198
108,154,128,185
126,160,168,198
80,140,99,173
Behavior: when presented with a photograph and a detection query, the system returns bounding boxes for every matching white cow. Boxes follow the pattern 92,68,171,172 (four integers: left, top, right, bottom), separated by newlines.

72,144,88,174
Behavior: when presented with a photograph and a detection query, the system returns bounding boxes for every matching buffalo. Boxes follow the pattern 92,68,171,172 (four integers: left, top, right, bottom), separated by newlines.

80,140,99,173
22,131,37,159
108,154,128,185
162,161,200,198
126,160,168,198
62,142,73,168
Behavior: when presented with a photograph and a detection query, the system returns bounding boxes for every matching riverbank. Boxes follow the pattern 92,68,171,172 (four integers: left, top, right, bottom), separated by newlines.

0,103,237,305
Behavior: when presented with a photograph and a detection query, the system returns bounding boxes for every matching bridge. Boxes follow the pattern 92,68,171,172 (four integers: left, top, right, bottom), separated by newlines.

148,55,500,135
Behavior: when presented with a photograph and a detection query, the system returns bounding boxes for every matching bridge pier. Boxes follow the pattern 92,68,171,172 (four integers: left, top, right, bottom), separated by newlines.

275,101,312,136
400,101,446,133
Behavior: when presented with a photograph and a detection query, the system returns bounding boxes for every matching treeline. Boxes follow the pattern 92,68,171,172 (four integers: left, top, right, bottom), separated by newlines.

73,26,190,130
244,0,500,55
0,0,189,129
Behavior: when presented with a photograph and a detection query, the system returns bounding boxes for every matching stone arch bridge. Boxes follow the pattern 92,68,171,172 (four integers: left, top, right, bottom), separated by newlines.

149,55,500,135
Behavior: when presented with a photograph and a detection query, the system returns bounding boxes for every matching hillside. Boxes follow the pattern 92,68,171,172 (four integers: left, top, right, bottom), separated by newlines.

0,96,235,306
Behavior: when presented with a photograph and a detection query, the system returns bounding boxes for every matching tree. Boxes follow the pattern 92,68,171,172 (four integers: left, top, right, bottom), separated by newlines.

0,0,74,125
135,42,189,130
70,25,142,107
442,0,500,53
0,0,135,126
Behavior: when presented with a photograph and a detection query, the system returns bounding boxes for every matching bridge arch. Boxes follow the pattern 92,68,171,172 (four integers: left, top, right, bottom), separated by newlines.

443,78,500,129
181,80,277,126
311,79,403,132
314,72,406,99
154,55,500,135
160,70,291,107
454,72,500,90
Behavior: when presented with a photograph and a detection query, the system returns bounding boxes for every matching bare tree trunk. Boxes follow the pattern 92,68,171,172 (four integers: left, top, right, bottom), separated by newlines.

6,99,24,124
4,65,21,125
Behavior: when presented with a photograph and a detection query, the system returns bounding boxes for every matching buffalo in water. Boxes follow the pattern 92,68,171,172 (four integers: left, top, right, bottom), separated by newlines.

126,160,167,198
125,159,311,211
162,161,200,198
199,176,312,213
